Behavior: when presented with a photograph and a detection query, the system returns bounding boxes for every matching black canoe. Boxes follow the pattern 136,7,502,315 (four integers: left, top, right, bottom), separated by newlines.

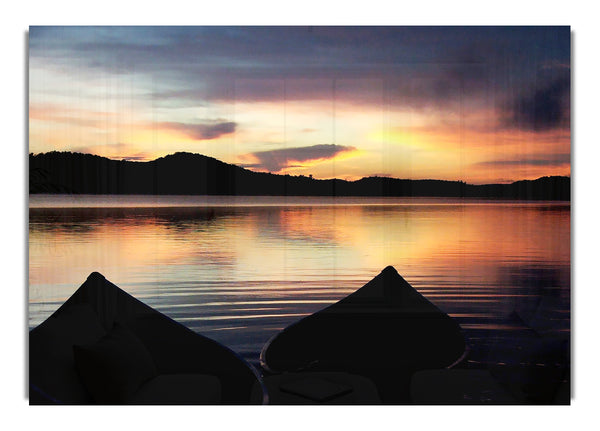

260,266,466,403
29,272,266,405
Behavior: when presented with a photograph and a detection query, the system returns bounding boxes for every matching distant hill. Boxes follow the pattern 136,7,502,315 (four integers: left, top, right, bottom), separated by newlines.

29,151,571,200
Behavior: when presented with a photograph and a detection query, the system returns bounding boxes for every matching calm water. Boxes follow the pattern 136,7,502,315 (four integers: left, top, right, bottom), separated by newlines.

29,195,570,371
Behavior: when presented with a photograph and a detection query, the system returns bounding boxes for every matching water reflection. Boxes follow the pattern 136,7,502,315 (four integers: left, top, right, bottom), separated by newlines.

29,197,570,370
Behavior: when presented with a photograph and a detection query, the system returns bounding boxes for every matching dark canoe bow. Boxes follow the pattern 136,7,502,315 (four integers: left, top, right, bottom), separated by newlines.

29,272,266,405
260,266,466,403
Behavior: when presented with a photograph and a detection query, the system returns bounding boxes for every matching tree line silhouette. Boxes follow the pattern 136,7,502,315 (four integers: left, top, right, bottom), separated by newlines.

29,151,570,200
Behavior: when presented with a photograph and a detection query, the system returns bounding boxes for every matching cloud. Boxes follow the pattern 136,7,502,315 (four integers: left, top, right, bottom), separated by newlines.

243,144,356,172
119,155,148,161
475,153,570,167
72,143,154,161
503,70,570,131
29,103,120,128
159,120,236,140
30,27,571,114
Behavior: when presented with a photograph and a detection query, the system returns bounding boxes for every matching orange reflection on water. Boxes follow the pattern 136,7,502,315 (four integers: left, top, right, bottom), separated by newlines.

29,200,570,311
267,203,569,282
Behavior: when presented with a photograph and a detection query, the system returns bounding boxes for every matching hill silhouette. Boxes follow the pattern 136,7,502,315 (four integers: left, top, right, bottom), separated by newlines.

29,151,570,200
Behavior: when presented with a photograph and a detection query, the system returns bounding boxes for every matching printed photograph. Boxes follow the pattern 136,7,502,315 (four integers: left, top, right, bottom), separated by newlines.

28,26,570,405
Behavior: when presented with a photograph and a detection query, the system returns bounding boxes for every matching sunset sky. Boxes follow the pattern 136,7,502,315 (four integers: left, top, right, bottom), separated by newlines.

29,26,570,184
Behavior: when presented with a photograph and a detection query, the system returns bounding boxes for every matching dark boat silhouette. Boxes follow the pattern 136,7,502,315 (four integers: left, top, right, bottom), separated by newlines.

260,266,466,403
29,272,266,405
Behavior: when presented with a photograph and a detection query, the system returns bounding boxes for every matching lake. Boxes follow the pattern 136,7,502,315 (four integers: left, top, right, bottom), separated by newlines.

28,195,570,375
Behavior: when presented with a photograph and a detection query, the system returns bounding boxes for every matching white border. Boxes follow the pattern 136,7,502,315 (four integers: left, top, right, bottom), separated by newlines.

4,2,598,430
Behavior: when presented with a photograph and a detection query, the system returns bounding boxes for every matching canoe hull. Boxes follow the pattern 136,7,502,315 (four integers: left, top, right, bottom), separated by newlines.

30,272,266,404
260,266,466,403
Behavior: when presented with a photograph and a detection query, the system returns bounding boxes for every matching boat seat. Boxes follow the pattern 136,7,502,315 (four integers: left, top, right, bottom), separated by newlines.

130,374,221,404
254,372,381,404
29,303,107,404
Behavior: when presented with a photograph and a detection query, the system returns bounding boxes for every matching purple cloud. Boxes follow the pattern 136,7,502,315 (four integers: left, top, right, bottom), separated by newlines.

475,153,570,167
159,120,236,140
30,27,570,115
119,155,148,161
502,68,570,131
246,144,356,172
